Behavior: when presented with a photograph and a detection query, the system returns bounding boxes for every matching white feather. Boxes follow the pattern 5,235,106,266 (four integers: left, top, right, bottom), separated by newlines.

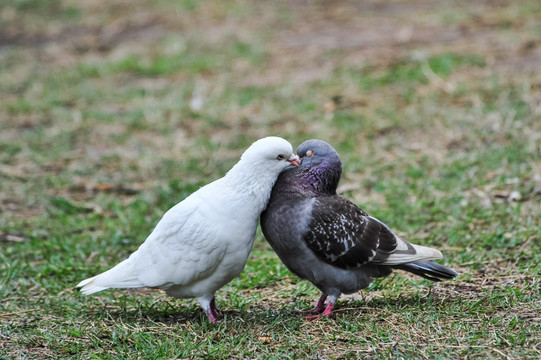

381,238,443,265
368,216,443,265
76,137,298,320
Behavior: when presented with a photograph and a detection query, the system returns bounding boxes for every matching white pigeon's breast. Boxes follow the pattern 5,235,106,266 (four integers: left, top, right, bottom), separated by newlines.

139,179,260,298
162,211,256,298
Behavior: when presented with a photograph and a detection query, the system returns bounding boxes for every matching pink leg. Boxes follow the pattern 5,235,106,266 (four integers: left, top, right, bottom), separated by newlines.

304,294,327,314
207,309,219,323
320,301,335,317
197,295,221,323
306,300,335,319
306,294,337,319
210,297,222,318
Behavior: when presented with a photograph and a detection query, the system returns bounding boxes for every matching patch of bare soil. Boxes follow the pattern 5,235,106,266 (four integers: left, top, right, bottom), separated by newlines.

271,1,541,78
3,0,539,81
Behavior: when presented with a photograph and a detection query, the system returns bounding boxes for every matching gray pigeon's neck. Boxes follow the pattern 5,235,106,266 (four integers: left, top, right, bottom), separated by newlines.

275,163,341,198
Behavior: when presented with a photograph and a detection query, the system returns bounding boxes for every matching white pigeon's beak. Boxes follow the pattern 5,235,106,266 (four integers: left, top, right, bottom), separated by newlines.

287,154,301,166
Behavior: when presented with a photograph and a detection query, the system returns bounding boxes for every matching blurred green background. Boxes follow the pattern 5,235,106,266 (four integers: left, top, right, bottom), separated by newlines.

1,0,540,358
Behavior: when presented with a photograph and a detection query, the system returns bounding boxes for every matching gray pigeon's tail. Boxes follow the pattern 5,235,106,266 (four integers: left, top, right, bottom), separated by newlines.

394,261,458,282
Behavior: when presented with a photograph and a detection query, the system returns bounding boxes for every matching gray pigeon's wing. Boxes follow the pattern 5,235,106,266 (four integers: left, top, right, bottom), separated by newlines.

303,195,398,269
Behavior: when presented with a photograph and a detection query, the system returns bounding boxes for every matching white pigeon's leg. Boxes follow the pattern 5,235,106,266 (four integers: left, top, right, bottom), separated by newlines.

196,294,219,323
304,293,327,314
210,296,222,317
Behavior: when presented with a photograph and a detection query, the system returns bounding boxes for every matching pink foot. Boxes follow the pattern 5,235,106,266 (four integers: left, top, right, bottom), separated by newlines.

210,297,222,318
306,301,334,320
303,294,327,314
207,311,220,324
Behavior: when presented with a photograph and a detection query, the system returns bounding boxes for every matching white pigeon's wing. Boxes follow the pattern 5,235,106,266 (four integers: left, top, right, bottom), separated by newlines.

130,189,227,289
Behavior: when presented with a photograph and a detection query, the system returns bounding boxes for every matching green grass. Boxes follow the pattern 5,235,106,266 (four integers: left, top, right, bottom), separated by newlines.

1,0,541,358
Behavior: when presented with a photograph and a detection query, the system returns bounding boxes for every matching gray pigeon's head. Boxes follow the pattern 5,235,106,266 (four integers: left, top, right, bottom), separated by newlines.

295,139,342,194
297,139,341,169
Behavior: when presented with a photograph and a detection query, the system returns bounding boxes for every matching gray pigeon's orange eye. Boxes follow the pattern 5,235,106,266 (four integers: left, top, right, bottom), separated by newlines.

306,150,314,158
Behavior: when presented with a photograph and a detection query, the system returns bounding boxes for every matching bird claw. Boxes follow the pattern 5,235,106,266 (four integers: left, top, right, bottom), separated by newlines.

302,294,327,314
305,312,331,320
305,301,335,319
303,307,324,315
207,310,222,324
210,297,223,317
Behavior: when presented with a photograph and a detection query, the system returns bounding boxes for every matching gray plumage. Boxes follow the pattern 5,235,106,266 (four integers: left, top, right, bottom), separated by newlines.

260,139,457,318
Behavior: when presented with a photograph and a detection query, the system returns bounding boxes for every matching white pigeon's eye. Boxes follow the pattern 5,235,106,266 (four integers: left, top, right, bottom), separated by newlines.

305,149,314,158
276,154,285,160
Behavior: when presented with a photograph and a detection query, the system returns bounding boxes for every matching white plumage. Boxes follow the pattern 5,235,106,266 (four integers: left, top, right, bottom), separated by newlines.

77,136,300,322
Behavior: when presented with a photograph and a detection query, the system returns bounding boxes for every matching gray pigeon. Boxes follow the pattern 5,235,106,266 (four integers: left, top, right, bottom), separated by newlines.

260,139,457,318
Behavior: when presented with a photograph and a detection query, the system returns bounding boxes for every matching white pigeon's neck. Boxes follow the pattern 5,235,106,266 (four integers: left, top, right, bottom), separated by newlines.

224,160,278,212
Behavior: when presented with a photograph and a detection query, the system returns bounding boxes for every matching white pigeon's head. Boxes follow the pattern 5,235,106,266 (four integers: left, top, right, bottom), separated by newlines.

240,136,300,172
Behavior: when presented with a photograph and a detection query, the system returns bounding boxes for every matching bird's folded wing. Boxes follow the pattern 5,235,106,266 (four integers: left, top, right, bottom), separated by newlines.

130,196,227,288
302,196,398,269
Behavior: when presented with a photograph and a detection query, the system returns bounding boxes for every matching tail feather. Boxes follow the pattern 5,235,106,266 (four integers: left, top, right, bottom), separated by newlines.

394,260,458,282
77,258,143,295
381,243,443,265
77,276,110,295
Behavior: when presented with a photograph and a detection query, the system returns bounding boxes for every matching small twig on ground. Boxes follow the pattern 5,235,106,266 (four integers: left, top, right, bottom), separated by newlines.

0,309,39,318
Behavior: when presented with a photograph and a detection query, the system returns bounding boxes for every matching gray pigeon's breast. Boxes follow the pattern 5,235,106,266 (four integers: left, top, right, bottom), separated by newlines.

263,197,375,295
261,198,315,262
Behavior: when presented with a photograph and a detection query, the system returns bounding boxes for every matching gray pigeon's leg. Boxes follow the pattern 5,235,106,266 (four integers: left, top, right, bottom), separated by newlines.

320,297,336,317
306,294,338,319
304,293,327,314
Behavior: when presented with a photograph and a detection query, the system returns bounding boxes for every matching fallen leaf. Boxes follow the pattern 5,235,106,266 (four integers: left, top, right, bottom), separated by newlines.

94,183,113,191
258,336,272,344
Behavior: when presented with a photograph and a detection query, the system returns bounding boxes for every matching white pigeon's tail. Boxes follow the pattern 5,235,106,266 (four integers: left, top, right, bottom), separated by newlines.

77,275,108,295
77,258,144,295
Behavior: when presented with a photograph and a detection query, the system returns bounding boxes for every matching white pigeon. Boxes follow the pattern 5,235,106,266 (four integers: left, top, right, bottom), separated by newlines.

77,136,300,323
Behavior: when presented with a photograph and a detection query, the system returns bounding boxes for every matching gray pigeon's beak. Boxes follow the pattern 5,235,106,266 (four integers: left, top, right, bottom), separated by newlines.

287,154,301,166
